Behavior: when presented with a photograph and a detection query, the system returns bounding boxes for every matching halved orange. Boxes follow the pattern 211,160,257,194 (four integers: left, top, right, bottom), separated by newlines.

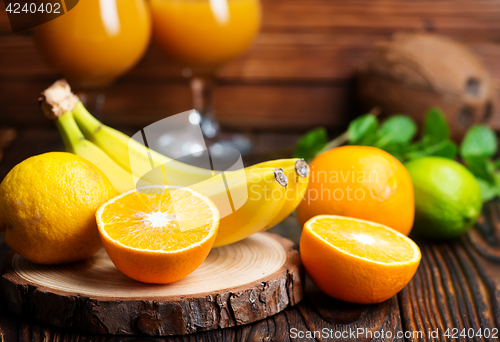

300,215,421,304
96,185,219,284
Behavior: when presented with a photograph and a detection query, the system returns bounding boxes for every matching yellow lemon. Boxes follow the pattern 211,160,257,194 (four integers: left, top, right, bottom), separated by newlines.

0,152,117,264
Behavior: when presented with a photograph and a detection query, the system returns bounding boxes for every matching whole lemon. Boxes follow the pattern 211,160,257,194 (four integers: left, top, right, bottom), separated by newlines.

296,146,415,235
405,157,482,239
0,152,117,264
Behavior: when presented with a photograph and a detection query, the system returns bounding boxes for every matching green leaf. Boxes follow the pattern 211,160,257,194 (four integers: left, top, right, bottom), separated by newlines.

374,115,417,148
404,140,457,161
382,142,410,162
294,127,328,161
421,107,450,146
431,140,458,159
476,178,498,202
460,124,498,159
464,157,499,202
383,142,409,153
494,172,500,189
347,114,378,145
463,157,495,183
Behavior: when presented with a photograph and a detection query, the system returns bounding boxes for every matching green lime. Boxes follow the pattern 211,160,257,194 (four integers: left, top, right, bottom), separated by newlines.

405,156,482,239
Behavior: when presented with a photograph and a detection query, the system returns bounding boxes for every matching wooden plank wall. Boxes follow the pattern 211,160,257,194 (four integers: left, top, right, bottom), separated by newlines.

1,0,500,132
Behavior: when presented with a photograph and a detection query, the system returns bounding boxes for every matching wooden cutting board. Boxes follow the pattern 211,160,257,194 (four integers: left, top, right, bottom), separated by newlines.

0,232,304,336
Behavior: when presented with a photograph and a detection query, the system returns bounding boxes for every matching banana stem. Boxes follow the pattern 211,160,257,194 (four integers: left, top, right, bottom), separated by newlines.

72,102,102,138
39,80,79,120
55,112,85,152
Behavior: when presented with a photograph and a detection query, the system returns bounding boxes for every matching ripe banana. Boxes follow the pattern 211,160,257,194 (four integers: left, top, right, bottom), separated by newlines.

137,163,289,246
202,167,288,247
72,102,214,185
69,91,308,234
53,112,137,193
250,158,309,230
70,91,310,216
49,111,288,246
40,80,296,247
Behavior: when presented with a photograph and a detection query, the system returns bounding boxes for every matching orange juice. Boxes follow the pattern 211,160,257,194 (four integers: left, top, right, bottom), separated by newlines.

35,0,151,89
150,0,261,72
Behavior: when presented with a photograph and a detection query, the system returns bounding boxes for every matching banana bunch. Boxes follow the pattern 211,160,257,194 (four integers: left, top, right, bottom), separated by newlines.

39,80,309,247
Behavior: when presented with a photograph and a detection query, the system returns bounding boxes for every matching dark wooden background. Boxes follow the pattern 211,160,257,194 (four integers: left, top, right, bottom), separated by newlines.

2,0,500,132
2,2,500,340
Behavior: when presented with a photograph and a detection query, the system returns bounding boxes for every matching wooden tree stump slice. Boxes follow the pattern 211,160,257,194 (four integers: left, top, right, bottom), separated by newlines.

0,232,304,336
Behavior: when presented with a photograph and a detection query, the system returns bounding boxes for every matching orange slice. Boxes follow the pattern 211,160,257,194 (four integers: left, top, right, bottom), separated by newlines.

300,215,421,304
96,185,219,284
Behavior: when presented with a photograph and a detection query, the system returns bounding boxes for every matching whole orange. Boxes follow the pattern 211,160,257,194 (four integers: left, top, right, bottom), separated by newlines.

296,146,414,235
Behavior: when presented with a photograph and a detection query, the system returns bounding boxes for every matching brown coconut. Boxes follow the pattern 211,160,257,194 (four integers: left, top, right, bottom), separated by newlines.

357,32,498,141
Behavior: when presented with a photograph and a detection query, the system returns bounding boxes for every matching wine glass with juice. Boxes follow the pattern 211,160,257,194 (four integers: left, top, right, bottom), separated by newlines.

150,0,261,157
34,0,151,116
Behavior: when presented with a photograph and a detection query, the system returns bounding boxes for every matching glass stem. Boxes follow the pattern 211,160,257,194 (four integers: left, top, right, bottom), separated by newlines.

190,75,219,139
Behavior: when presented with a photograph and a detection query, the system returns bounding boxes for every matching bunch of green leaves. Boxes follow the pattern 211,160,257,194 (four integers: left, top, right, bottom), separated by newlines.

293,127,329,162
294,107,457,163
293,107,499,202
460,126,499,202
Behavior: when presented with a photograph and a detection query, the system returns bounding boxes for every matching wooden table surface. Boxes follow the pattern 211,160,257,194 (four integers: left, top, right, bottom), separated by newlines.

1,128,500,342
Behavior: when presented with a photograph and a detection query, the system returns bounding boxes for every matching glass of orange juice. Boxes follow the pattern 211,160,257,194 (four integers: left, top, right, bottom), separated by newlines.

34,0,151,115
150,0,261,155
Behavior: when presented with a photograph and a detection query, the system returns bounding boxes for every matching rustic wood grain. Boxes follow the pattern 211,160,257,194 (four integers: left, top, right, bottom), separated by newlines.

260,0,500,37
0,127,17,162
398,203,500,342
1,233,304,336
0,294,404,342
1,39,498,130
0,246,404,342
3,0,500,37
2,0,500,130
0,78,355,130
